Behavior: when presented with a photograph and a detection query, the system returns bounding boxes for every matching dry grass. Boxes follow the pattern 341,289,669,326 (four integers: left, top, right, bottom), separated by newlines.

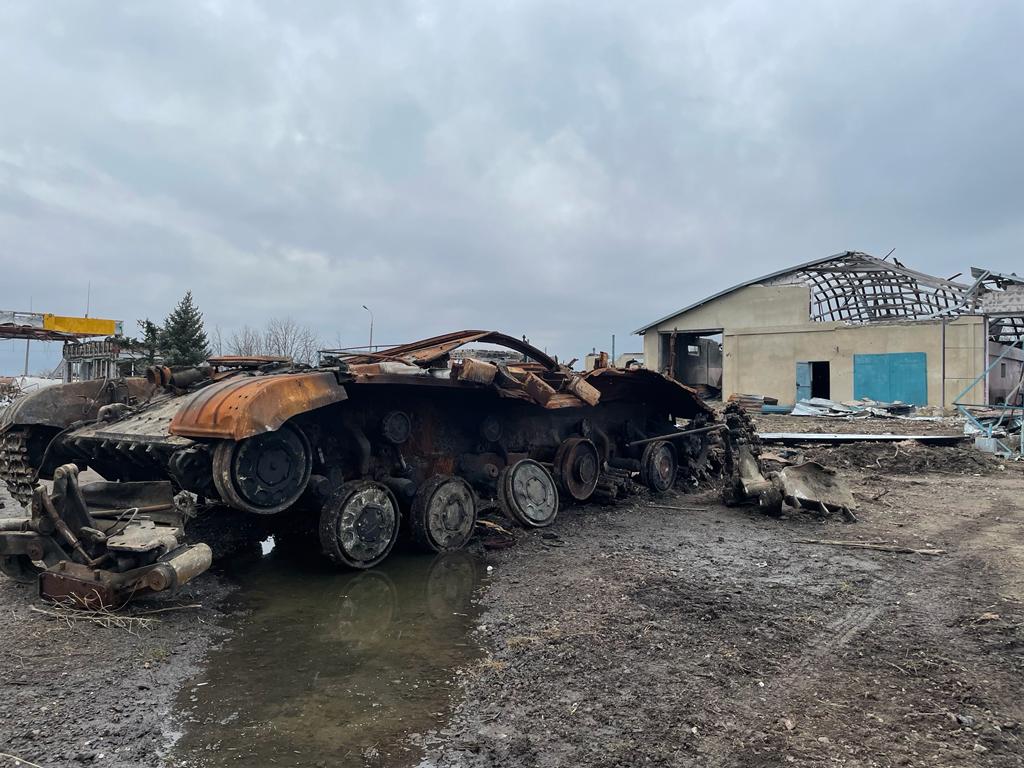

29,599,201,637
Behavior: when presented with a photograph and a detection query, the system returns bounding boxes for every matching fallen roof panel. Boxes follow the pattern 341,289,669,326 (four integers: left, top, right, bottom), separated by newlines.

758,432,966,446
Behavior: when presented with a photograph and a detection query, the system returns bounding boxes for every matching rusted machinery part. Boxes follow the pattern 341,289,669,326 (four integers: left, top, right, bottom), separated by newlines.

0,554,43,583
170,371,347,441
341,330,560,370
553,437,601,502
37,543,214,608
625,423,726,449
0,377,147,431
212,424,312,515
640,440,678,493
319,481,401,569
720,402,767,506
498,459,559,528
0,426,35,507
409,475,478,553
143,544,214,593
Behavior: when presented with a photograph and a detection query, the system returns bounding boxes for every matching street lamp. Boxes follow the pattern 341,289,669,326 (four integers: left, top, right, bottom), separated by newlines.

362,305,374,352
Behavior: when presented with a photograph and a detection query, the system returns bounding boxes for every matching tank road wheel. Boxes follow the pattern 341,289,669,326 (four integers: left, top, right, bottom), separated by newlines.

212,424,312,515
498,459,559,528
319,481,401,569
553,437,601,502
410,475,478,553
640,440,678,493
0,555,43,584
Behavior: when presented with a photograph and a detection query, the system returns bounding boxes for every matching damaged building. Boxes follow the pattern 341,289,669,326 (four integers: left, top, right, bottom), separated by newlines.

636,252,1024,407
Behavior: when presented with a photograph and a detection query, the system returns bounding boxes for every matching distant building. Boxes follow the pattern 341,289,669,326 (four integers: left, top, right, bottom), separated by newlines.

635,252,1024,407
61,338,154,381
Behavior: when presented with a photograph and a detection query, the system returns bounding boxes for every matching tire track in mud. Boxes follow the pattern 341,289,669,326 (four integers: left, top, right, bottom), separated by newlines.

702,556,895,767
713,493,1024,767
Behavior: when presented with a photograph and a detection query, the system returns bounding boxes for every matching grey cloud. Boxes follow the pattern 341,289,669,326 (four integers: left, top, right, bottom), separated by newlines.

1,0,1022,374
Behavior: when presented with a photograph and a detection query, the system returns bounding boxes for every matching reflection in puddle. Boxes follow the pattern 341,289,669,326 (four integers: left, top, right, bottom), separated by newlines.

172,545,482,767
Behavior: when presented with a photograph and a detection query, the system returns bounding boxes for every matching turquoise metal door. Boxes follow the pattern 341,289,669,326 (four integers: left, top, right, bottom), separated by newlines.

853,352,927,405
795,362,812,401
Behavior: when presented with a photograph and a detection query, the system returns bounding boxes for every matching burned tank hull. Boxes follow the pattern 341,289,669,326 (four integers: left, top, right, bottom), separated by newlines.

0,330,716,601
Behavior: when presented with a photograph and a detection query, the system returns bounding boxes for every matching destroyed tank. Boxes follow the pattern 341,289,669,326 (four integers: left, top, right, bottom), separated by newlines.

0,330,717,604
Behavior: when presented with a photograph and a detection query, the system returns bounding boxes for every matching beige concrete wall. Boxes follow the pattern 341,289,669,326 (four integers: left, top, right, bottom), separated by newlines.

943,317,988,405
721,316,986,407
641,284,810,372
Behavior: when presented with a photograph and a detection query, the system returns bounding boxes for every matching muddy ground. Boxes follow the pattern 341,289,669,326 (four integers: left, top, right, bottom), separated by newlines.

423,429,1024,767
1,414,1023,767
0,482,232,767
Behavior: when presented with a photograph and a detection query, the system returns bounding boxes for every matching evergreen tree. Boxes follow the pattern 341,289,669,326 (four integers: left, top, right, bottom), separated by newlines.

136,318,162,365
160,291,210,366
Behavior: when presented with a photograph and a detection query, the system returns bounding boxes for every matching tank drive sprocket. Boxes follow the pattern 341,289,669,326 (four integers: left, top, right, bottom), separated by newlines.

212,424,312,515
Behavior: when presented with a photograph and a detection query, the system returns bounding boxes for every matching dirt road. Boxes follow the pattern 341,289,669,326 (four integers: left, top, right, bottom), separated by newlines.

425,444,1024,767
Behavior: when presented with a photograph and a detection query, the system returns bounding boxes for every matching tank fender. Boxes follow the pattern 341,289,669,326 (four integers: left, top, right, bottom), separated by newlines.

169,372,347,441
0,378,150,432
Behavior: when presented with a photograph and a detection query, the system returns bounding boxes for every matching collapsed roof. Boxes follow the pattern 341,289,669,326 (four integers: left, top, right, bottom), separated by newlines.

761,252,967,323
636,251,1023,343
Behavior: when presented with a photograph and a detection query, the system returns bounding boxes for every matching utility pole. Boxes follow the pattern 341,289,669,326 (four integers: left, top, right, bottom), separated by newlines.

362,305,374,352
611,334,616,367
23,296,32,377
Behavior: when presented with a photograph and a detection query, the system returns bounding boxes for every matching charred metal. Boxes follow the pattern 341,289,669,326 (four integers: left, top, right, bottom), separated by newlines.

0,329,846,606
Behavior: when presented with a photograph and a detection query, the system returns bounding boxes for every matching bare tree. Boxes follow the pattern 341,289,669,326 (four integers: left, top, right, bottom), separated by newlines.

226,318,321,365
210,325,224,357
227,325,266,357
263,317,321,365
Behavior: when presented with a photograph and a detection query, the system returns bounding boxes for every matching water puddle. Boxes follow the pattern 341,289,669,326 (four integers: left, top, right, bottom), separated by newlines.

171,542,483,767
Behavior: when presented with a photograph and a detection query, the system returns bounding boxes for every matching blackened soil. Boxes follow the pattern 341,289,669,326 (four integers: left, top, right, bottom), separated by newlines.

0,478,232,768
423,463,1024,767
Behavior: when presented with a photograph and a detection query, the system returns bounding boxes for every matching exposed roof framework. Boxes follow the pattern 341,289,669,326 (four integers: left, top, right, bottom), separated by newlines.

635,251,974,334
762,252,968,323
636,251,1024,346
963,267,1024,344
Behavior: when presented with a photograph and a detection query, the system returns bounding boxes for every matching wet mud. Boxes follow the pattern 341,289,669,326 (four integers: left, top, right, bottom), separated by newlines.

168,546,483,768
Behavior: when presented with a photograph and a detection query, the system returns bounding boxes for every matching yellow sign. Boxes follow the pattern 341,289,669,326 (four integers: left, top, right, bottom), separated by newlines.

42,314,122,337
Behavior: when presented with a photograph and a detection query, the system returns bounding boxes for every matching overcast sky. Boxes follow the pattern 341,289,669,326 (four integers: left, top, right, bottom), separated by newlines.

2,0,1022,375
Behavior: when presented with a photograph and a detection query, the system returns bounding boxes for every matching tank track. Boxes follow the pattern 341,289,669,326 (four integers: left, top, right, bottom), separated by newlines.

721,402,765,506
593,467,638,505
0,427,35,508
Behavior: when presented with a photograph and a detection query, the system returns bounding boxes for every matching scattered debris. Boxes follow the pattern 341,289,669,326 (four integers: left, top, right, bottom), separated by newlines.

727,393,779,412
759,432,965,446
721,404,857,520
795,539,946,556
787,397,917,418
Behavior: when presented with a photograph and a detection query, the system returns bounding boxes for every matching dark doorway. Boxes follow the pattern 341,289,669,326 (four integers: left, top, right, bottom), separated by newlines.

663,332,723,398
810,361,830,399
796,361,831,401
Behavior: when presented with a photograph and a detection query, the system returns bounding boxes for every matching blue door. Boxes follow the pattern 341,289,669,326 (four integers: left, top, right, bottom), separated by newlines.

795,362,812,401
853,352,927,405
